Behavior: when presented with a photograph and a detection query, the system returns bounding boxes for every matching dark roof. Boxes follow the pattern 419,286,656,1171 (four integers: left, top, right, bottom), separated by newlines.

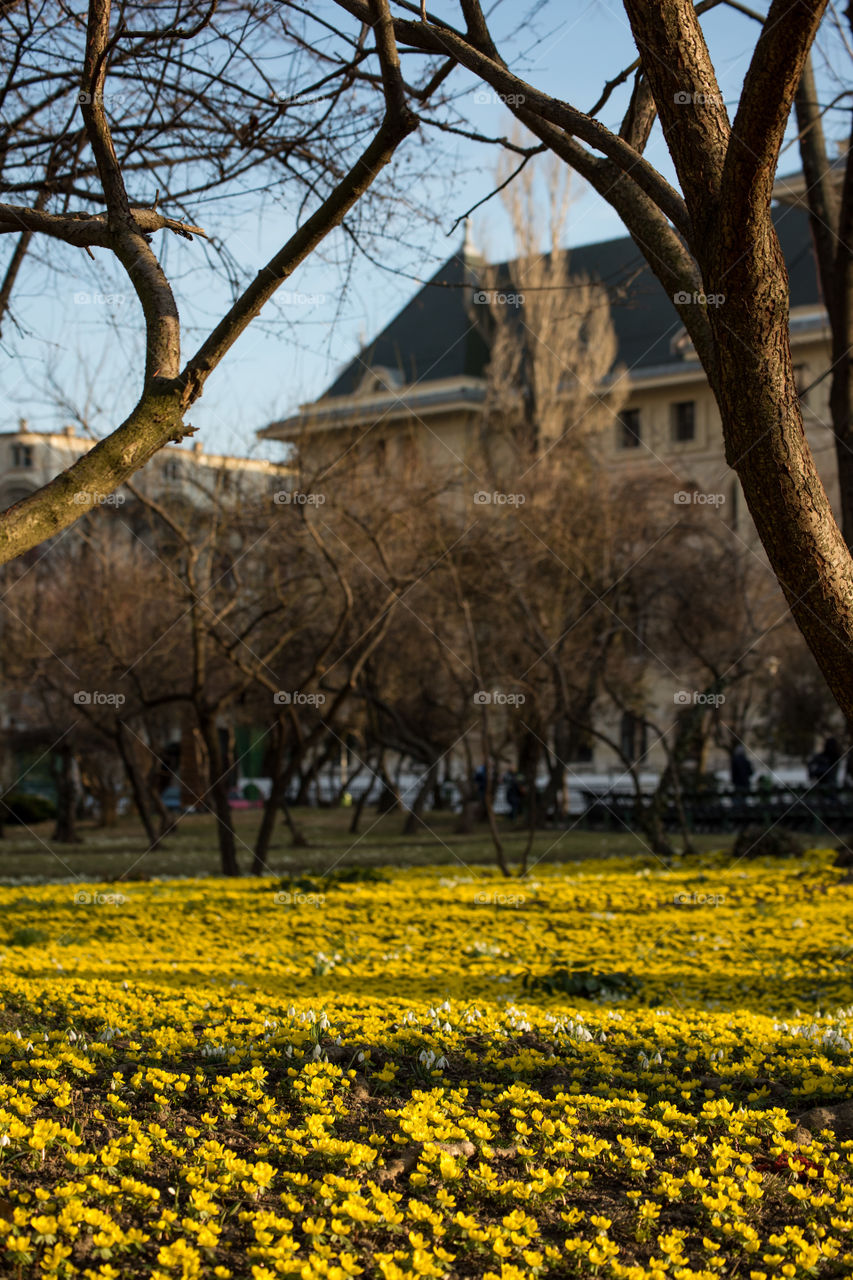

322,251,491,398
321,205,821,398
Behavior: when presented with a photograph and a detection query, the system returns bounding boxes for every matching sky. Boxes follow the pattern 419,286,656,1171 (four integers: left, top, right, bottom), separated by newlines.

3,0,850,463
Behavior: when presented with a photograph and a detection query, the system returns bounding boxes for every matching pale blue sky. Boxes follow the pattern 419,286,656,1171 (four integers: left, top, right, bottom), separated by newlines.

4,1,848,462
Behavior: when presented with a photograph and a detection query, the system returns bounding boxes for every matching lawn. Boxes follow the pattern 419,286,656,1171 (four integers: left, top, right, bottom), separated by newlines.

0,822,851,1278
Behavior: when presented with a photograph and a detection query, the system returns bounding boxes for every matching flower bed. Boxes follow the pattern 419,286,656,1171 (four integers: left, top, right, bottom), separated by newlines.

0,851,851,1278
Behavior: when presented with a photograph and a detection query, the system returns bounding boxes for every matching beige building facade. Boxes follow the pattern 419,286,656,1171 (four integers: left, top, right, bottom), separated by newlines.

259,182,839,787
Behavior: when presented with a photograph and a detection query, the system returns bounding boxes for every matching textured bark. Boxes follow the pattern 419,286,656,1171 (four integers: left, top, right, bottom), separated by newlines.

795,52,853,547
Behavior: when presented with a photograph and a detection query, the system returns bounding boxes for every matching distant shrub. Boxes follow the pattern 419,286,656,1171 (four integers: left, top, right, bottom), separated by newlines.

274,864,389,895
0,792,56,825
326,864,389,886
523,961,639,1000
8,927,49,947
731,827,805,860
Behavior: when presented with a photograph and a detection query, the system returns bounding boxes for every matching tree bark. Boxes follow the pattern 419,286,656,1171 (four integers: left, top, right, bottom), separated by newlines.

115,725,160,849
198,716,239,876
52,741,78,844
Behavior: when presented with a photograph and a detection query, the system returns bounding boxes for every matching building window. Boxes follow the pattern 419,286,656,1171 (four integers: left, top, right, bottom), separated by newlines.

11,444,32,469
618,408,641,449
163,460,180,481
671,400,696,443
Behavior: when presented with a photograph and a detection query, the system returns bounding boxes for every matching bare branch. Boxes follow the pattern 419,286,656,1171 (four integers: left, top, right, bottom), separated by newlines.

0,202,207,245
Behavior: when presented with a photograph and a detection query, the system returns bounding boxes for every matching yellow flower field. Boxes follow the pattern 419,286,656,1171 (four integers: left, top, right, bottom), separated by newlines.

0,850,852,1279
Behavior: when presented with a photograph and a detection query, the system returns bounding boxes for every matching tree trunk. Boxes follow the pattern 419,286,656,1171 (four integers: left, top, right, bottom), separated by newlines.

98,790,118,828
402,762,436,835
52,742,78,844
198,716,239,876
252,726,308,874
376,765,400,814
705,238,853,726
281,797,308,848
115,725,160,849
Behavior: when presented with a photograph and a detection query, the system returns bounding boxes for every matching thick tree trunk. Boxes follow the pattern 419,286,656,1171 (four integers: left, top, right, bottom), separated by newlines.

704,229,853,725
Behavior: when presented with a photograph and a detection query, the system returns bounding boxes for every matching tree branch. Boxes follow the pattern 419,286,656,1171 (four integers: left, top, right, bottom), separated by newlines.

334,0,692,239
724,0,829,220
80,0,181,381
181,0,418,403
0,202,207,245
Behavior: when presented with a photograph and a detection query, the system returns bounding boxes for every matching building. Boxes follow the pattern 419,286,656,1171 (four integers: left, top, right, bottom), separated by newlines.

260,185,836,539
0,428,293,814
258,181,837,788
0,423,291,513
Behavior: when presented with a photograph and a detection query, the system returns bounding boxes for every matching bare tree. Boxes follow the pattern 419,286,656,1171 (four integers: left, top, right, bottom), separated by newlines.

323,0,853,732
0,0,432,560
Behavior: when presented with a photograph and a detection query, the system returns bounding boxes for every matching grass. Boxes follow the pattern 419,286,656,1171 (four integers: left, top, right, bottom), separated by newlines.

0,806,735,882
